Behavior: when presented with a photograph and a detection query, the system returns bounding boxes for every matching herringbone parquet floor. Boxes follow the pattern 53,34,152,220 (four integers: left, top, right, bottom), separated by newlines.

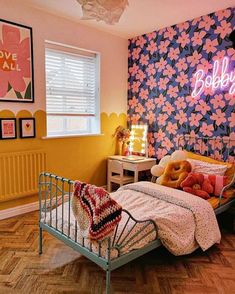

0,211,234,294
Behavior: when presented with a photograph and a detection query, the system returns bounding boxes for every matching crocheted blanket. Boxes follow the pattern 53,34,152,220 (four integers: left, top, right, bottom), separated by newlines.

72,181,122,240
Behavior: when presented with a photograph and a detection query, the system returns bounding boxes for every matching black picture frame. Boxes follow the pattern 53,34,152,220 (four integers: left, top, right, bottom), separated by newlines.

0,18,34,103
0,118,17,139
19,118,36,139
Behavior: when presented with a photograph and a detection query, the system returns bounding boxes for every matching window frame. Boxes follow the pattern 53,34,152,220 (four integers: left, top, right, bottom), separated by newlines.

44,41,100,138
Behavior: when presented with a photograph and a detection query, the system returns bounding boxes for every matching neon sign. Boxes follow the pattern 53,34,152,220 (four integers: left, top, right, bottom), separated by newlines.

192,57,235,97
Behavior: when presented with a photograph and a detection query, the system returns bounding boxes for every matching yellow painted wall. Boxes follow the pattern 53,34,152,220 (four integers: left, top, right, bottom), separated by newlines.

0,110,127,210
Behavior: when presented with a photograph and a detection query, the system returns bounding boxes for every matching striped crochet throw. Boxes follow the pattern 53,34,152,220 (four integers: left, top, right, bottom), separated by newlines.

72,181,122,240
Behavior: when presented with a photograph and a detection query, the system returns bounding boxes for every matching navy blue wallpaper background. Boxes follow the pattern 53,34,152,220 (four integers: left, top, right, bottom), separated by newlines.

128,7,235,162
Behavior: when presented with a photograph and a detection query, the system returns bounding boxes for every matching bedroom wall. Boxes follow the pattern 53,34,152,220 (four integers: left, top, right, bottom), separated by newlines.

0,0,128,209
128,7,235,161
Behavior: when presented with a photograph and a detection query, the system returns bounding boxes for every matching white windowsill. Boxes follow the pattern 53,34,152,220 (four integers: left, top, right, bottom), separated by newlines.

42,133,104,140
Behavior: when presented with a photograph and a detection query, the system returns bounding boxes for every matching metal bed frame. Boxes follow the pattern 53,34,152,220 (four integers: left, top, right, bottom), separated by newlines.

38,135,235,294
39,173,160,294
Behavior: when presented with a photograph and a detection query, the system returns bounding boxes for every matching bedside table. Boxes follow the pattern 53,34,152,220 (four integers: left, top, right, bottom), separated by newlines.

107,155,156,192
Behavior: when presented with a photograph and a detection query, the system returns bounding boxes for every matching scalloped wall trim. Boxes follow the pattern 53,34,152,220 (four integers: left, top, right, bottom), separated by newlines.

0,111,127,209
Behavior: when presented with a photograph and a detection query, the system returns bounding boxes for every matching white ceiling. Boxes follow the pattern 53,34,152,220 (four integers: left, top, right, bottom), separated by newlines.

21,0,235,39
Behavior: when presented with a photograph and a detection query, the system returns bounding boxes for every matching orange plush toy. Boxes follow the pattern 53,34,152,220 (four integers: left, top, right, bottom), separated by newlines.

159,160,192,189
180,173,214,199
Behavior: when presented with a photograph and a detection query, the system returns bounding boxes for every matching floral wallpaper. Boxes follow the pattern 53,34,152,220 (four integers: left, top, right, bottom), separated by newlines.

128,7,235,162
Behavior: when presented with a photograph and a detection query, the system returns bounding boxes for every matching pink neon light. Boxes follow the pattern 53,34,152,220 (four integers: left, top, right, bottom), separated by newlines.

192,57,235,97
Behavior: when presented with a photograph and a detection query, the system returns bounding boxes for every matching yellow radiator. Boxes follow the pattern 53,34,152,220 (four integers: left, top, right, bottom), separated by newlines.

0,150,46,202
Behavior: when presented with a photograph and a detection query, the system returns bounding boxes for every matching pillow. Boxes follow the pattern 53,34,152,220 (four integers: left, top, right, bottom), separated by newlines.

187,158,228,176
203,174,227,197
185,150,235,184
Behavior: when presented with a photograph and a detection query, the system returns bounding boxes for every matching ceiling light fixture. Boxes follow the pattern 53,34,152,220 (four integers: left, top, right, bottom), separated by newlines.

77,0,129,25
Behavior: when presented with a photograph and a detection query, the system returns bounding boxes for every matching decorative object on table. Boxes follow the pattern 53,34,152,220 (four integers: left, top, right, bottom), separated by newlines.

19,118,35,138
0,118,17,139
77,0,129,25
113,125,130,155
129,124,148,157
0,19,34,103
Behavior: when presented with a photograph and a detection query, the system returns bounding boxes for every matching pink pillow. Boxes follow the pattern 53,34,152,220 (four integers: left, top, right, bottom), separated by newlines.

187,159,227,175
203,174,227,197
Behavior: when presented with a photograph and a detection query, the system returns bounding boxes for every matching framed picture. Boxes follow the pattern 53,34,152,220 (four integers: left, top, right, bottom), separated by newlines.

0,118,17,139
19,118,36,138
0,19,34,103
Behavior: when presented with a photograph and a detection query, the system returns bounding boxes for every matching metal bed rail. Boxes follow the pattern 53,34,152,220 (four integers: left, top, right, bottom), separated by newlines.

38,172,160,294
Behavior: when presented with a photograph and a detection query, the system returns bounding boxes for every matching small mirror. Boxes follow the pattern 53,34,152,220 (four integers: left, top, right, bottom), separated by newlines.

129,125,148,157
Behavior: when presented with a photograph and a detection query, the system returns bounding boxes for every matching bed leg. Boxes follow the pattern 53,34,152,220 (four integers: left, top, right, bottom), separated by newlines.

106,269,111,294
39,226,43,255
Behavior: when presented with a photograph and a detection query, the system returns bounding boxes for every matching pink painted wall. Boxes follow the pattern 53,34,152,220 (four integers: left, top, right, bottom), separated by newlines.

0,0,128,115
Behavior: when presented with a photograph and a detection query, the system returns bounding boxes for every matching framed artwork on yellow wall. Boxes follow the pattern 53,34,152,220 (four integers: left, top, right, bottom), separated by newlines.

0,19,34,103
0,118,17,139
19,118,36,138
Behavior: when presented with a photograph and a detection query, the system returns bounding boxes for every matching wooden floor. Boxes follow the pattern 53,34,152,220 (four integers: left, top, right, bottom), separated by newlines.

0,212,234,294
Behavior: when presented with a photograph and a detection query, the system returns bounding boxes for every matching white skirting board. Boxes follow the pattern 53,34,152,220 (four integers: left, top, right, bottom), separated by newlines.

0,185,108,221
0,202,39,220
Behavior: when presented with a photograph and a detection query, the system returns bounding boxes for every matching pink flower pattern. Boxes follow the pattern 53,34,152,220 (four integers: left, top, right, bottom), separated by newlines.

187,51,202,67
128,7,235,160
200,123,214,136
175,97,186,109
189,113,203,127
214,20,232,38
210,94,225,109
191,31,206,46
204,38,218,54
199,15,215,31
158,40,170,54
177,32,190,48
176,72,188,87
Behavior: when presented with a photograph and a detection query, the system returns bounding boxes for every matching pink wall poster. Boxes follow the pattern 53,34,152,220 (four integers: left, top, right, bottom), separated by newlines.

0,19,34,102
0,118,17,139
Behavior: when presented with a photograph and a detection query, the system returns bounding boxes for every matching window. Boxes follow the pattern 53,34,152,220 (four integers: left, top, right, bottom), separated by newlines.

45,42,100,137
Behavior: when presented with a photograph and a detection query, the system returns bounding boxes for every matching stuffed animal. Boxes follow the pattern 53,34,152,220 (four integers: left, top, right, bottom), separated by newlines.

159,160,192,189
151,150,188,184
180,173,214,199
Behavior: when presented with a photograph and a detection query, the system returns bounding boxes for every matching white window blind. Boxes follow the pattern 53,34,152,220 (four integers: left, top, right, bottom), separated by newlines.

46,48,96,116
45,44,100,137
